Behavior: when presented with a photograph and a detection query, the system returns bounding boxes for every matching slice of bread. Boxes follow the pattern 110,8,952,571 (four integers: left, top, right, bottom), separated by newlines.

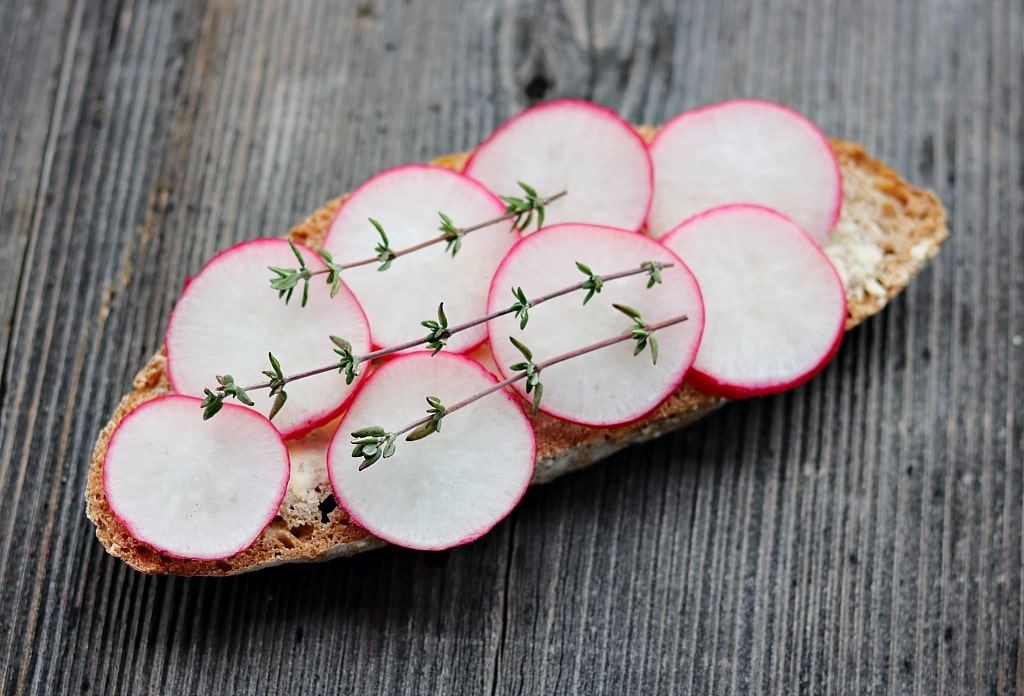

85,133,949,575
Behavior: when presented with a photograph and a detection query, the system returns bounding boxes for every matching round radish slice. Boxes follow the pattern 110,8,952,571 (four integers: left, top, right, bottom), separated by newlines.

486,224,704,426
661,205,846,398
104,395,290,560
464,99,653,233
646,100,842,243
328,352,535,550
166,238,372,439
322,165,513,353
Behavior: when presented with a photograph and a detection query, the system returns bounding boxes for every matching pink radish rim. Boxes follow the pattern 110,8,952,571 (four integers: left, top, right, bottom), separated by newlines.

646,99,843,236
486,222,705,428
326,351,537,550
103,394,291,560
464,99,655,231
662,203,847,398
325,163,511,355
165,238,373,439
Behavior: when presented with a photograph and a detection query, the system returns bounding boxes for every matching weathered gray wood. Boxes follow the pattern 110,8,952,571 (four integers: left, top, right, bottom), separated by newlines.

0,0,1020,693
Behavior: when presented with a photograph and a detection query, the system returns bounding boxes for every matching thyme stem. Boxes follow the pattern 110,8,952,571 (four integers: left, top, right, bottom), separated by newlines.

231,260,673,395
298,189,568,278
387,313,689,440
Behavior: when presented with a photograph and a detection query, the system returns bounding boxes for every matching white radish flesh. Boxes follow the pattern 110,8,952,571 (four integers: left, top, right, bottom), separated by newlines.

328,352,535,550
487,224,704,426
103,395,290,560
166,238,372,438
661,205,846,398
322,165,513,353
646,100,842,243
464,99,653,233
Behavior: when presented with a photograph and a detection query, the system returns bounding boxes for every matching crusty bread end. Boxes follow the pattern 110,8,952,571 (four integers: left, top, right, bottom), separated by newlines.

85,134,948,575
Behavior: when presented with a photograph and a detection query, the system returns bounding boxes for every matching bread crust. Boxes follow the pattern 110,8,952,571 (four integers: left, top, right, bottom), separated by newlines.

85,135,948,575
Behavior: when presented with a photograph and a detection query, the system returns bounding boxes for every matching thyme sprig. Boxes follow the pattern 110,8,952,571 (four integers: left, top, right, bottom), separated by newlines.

205,260,673,420
351,311,689,469
269,185,567,305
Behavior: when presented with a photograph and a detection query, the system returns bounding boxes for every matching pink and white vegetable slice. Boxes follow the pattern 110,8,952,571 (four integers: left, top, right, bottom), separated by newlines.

661,205,846,398
646,99,842,243
322,165,513,353
327,352,535,550
166,238,372,439
464,99,653,233
104,395,290,560
487,223,704,426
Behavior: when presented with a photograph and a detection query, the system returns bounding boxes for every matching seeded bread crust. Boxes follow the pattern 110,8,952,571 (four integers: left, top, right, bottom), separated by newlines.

85,133,949,575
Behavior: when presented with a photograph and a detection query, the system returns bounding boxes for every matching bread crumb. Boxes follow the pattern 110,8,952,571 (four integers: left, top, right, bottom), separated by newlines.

910,241,932,260
864,278,888,298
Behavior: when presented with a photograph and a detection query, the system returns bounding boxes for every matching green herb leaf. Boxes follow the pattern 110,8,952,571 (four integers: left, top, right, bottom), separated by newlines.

332,335,361,384
614,304,659,364
200,388,224,420
613,303,643,321
641,260,663,288
370,218,396,271
405,395,447,441
289,239,306,266
509,335,533,361
577,261,604,305
438,211,463,256
350,426,396,470
268,391,287,420
500,181,550,232
421,303,451,355
405,422,438,441
510,286,531,329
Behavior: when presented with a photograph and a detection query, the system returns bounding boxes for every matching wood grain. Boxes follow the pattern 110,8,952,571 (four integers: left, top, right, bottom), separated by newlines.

0,0,1020,693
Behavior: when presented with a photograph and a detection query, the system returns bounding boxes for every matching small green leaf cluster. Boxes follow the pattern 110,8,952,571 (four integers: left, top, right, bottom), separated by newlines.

510,287,531,329
406,396,446,441
501,182,547,232
269,241,343,307
262,352,288,420
370,218,396,271
640,260,664,288
200,374,254,420
575,261,604,304
614,304,659,364
421,303,450,355
438,212,463,257
508,337,543,413
331,335,361,384
350,426,398,470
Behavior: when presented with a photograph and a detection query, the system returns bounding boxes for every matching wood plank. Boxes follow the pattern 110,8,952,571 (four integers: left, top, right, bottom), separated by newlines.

0,0,1020,694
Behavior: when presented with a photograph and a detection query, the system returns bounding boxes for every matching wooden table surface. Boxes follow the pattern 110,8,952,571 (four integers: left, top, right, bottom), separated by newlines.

1,0,1021,693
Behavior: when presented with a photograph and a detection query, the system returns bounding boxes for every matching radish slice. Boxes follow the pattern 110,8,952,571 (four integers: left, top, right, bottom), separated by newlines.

166,238,372,438
646,100,842,243
327,352,535,550
661,205,846,398
103,395,290,560
322,165,513,353
486,224,704,426
464,99,653,233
